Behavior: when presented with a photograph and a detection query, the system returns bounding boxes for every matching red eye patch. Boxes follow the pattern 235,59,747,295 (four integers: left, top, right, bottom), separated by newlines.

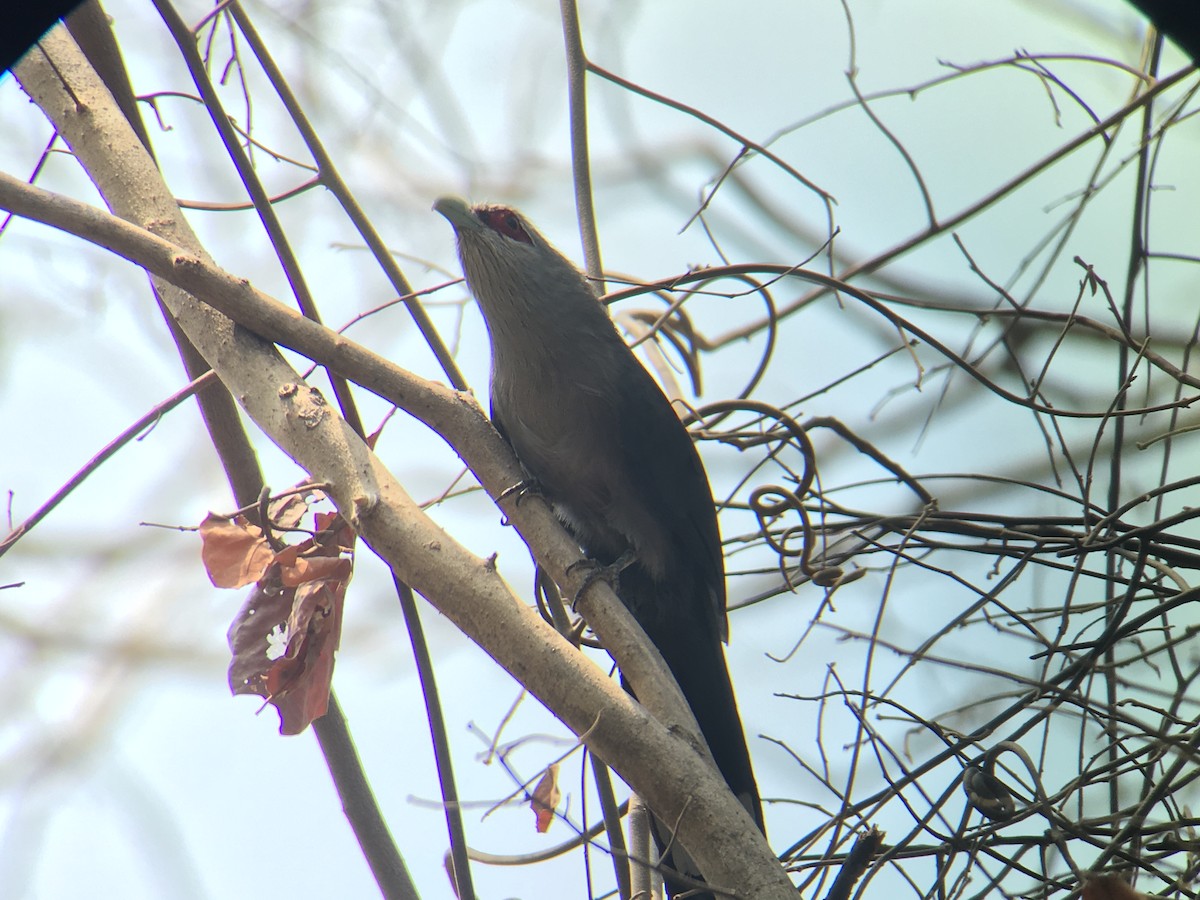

477,207,532,244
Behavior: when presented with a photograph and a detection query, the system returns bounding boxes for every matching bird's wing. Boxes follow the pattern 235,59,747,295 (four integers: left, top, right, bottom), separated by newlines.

612,353,727,638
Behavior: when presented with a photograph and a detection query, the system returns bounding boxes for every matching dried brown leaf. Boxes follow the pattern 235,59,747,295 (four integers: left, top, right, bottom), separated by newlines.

200,513,274,588
530,763,561,834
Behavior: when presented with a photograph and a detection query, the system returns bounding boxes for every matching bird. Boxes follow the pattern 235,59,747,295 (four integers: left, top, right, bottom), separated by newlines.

434,196,764,894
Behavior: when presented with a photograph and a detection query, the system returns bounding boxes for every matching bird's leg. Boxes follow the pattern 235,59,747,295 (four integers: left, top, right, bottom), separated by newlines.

568,549,637,609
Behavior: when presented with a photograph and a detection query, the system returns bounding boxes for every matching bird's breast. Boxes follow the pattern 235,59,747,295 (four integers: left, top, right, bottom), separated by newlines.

491,363,649,564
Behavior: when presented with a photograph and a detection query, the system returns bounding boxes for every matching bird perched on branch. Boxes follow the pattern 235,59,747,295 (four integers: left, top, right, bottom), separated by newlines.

434,196,763,893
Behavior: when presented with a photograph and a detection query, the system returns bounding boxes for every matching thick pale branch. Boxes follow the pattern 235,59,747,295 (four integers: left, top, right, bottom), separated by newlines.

8,27,791,896
0,165,700,741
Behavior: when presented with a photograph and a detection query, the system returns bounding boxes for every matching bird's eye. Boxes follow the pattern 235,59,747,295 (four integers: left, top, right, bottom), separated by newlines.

479,207,533,244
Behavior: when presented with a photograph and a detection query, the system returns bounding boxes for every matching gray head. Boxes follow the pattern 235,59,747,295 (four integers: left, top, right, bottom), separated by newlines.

433,197,602,346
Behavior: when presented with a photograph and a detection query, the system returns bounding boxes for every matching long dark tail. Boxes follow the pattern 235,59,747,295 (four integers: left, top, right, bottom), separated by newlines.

640,609,764,832
619,573,764,898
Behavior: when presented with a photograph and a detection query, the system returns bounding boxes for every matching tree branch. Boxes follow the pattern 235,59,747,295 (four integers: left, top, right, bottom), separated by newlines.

7,27,792,897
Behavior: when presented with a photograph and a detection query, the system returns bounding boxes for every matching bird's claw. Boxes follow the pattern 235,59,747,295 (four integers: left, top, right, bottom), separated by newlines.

497,479,543,526
497,478,540,506
568,550,636,609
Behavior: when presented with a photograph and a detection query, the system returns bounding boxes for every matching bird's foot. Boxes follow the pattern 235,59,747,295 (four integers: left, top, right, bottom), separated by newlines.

963,765,1016,822
568,550,636,609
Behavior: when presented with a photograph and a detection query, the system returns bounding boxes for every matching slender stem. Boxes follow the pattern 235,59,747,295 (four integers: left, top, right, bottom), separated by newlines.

589,755,631,899
396,581,478,899
0,371,214,559
313,695,420,900
1105,33,1161,820
627,795,657,899
558,0,604,288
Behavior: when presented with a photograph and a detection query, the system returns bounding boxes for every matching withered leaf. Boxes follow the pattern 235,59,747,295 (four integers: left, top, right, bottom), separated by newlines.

530,763,561,834
200,513,274,588
214,495,355,735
